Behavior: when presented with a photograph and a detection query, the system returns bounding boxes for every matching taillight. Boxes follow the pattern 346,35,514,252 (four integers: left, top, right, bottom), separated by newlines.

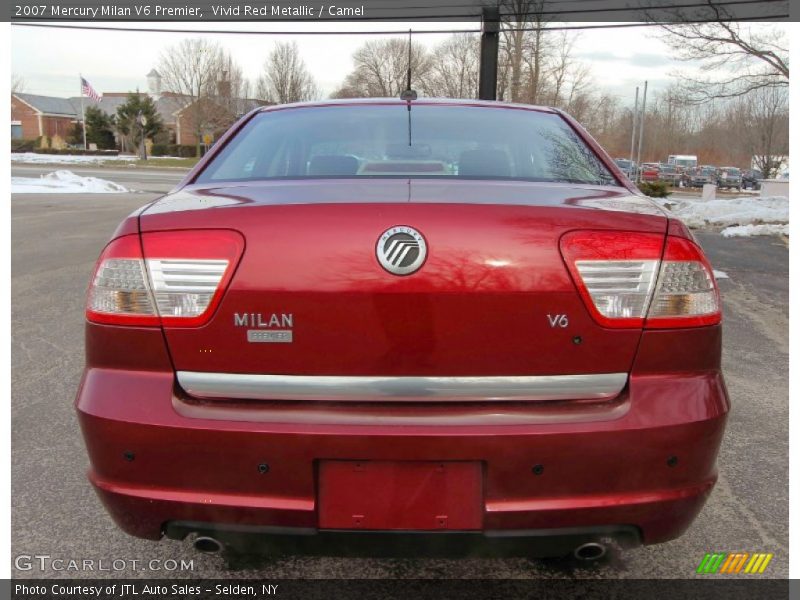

86,230,244,327
561,230,720,329
86,234,160,326
645,235,720,328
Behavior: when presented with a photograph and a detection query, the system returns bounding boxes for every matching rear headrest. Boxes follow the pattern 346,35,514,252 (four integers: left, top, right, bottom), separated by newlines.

458,149,511,177
308,155,359,176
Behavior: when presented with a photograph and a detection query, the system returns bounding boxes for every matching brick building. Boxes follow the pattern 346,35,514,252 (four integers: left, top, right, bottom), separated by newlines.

11,93,79,140
11,69,266,147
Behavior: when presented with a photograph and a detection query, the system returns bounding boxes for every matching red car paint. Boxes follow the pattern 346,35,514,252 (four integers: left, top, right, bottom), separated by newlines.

76,99,728,556
640,164,661,182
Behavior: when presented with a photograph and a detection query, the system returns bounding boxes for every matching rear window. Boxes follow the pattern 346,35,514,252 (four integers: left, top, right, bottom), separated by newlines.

195,104,618,186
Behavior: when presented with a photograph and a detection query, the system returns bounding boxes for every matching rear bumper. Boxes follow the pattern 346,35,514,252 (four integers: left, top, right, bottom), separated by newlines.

77,365,728,554
163,521,642,558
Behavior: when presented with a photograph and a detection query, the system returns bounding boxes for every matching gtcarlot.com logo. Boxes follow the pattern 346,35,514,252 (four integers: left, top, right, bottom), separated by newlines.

14,554,195,572
696,552,773,574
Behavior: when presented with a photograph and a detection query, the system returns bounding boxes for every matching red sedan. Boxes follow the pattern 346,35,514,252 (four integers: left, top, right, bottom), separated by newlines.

76,99,727,562
640,163,661,182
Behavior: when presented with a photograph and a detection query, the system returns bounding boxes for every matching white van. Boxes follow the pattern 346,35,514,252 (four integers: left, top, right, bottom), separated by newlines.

667,155,698,169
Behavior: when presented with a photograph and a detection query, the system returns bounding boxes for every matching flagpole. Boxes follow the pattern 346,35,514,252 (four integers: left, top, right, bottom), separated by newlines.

79,73,87,150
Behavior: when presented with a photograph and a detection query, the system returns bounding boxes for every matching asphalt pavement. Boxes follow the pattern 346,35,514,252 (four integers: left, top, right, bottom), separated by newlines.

10,190,788,580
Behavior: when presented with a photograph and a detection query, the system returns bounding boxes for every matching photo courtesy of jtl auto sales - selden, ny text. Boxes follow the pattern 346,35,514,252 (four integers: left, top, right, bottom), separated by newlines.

3,0,796,598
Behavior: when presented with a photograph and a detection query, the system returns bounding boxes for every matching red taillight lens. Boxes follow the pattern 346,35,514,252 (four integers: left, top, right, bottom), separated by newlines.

560,231,664,328
86,230,244,327
561,230,720,329
645,236,721,328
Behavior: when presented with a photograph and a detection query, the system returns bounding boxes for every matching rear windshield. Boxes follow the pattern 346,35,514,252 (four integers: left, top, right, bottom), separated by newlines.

195,105,618,186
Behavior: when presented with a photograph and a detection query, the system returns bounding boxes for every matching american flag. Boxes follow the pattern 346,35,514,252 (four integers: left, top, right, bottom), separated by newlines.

81,77,102,102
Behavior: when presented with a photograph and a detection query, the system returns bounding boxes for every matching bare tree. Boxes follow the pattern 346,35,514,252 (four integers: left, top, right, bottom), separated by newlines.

498,0,551,103
158,38,228,154
575,80,788,171
542,31,591,109
426,34,480,99
332,38,431,98
215,51,255,118
496,1,595,107
12,73,25,93
734,86,789,178
256,42,319,104
659,14,788,103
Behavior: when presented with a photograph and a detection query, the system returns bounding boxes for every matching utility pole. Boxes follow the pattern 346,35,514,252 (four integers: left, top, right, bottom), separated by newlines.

629,86,639,177
635,80,648,183
478,7,500,101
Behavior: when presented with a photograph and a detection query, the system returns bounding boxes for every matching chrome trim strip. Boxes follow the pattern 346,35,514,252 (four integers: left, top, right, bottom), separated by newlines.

176,372,628,403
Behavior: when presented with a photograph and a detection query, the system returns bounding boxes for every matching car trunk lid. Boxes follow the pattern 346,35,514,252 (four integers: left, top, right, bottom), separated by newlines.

139,180,667,394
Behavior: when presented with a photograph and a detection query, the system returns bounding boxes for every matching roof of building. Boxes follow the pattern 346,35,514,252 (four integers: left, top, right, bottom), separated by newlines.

14,90,267,124
14,93,80,116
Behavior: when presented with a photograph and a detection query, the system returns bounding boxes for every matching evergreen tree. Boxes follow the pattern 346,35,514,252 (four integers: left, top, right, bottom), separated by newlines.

84,106,116,150
115,92,164,153
66,122,84,147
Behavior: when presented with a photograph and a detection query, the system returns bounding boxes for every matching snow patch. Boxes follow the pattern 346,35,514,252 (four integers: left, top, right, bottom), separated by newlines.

11,152,137,165
656,195,788,229
713,270,729,279
11,170,130,194
720,223,790,238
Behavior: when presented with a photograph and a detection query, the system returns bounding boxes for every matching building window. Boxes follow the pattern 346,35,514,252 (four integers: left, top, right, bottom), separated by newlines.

11,123,23,139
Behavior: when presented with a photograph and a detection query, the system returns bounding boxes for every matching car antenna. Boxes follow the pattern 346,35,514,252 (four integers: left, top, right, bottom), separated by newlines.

400,28,417,147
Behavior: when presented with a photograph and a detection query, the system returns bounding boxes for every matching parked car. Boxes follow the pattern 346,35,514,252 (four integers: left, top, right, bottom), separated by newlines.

639,162,660,182
716,167,742,190
76,99,727,561
741,169,763,190
657,163,681,186
686,165,719,188
614,158,637,179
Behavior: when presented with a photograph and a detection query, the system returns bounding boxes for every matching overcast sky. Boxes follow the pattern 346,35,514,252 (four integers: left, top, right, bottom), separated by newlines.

9,21,782,103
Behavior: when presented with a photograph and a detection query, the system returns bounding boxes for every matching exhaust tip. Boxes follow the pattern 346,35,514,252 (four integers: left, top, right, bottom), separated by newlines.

193,536,223,555
573,542,607,562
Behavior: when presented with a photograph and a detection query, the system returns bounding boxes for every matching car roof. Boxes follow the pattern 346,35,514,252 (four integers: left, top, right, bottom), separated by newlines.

257,97,558,113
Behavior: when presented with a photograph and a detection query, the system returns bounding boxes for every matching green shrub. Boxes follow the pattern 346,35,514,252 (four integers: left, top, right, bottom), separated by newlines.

150,143,170,157
150,144,197,157
174,144,198,158
638,181,670,198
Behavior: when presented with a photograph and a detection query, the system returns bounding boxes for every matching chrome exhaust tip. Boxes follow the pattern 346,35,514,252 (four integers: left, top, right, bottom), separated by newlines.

193,536,223,554
573,542,607,562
